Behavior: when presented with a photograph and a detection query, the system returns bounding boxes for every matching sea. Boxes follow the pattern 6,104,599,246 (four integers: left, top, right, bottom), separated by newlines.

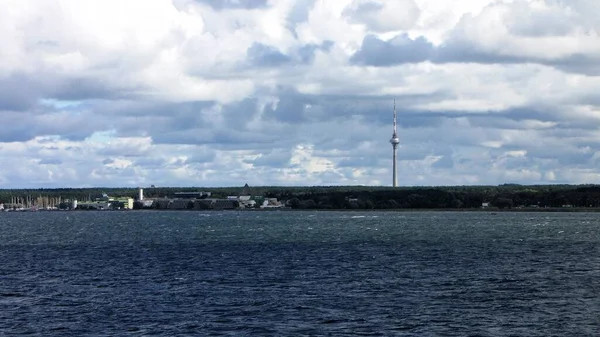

0,210,598,336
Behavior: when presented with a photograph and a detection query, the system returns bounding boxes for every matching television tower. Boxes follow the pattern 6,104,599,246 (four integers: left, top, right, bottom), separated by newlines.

389,99,400,187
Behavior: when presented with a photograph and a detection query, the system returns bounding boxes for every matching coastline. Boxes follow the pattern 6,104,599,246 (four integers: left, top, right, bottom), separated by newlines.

272,207,599,213
30,207,600,213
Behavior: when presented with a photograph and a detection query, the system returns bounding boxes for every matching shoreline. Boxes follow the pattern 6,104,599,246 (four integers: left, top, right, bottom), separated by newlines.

278,207,600,213
18,207,600,213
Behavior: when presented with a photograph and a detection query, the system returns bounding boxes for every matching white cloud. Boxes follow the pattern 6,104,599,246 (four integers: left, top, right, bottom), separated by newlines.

344,0,421,33
1,0,600,188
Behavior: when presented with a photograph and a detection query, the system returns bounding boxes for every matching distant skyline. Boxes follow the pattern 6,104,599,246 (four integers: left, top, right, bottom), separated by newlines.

1,0,600,188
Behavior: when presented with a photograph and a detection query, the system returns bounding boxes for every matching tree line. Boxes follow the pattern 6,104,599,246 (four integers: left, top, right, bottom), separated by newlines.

1,184,600,210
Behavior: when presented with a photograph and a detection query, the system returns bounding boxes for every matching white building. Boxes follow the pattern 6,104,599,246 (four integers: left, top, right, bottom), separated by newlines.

260,198,284,208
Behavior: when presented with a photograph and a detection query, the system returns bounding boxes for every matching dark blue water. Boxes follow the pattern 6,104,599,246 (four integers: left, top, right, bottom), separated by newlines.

0,210,599,336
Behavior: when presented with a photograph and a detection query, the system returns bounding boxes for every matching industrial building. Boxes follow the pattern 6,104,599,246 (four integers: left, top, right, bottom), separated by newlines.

146,185,284,210
76,193,134,210
0,185,286,212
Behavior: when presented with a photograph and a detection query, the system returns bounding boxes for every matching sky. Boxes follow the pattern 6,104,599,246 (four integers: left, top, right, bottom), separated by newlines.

1,0,600,188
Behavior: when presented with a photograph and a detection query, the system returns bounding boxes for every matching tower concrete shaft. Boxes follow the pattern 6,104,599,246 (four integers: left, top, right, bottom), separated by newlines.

392,144,398,187
389,99,400,187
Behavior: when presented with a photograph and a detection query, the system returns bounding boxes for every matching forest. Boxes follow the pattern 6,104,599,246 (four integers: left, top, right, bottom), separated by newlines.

2,184,600,210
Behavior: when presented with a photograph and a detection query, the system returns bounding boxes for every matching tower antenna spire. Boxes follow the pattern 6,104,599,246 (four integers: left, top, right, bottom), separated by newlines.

393,99,397,135
389,99,400,187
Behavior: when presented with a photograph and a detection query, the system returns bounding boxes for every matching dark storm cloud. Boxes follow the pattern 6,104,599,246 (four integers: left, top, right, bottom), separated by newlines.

432,155,454,169
247,43,291,67
544,129,600,148
83,90,413,151
259,87,451,127
195,0,268,10
43,112,109,141
463,107,559,129
187,150,217,164
259,88,312,123
0,74,44,111
351,34,528,66
500,157,530,171
487,105,600,131
351,33,598,73
508,15,575,37
0,108,105,142
111,115,173,138
397,114,447,128
258,89,386,124
142,101,215,130
433,40,528,64
96,143,150,158
296,41,334,63
89,100,212,117
91,98,287,147
132,157,167,170
337,156,384,168
39,158,63,165
95,100,240,146
246,41,333,67
0,72,143,117
286,0,316,37
52,77,131,101
351,34,434,66
548,54,600,76
430,146,456,169
501,141,594,167
396,142,442,161
144,129,216,145
104,101,215,138
339,94,455,128
150,128,281,148
247,149,292,167
342,0,420,33
0,122,37,142
297,44,319,63
219,97,266,129
21,85,575,175
544,150,593,166
212,129,281,145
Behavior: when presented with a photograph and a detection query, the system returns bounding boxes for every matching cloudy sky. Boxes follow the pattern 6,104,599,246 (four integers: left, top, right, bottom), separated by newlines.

1,0,600,188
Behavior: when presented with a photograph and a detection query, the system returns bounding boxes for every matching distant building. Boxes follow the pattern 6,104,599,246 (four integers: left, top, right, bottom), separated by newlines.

172,192,211,199
238,195,255,208
113,197,134,209
260,198,283,208
78,196,133,210
213,199,239,210
77,201,111,210
150,198,239,210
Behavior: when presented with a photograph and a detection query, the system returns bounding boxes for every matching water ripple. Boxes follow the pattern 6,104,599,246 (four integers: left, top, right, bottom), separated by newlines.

0,211,599,336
